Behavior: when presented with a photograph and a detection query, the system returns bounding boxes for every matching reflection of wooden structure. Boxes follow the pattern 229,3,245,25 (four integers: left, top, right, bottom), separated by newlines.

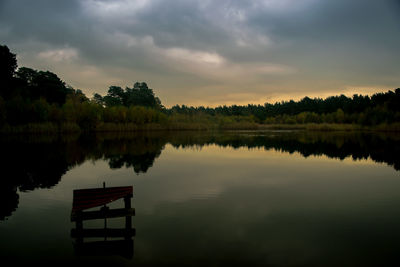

71,184,135,259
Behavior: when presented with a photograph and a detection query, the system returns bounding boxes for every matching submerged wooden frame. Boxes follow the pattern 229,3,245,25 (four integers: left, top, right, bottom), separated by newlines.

70,185,135,258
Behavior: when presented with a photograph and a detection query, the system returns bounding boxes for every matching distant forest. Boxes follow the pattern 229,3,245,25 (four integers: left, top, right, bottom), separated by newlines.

1,44,399,133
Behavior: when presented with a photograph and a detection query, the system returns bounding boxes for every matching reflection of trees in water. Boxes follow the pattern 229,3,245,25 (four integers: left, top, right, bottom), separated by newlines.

0,133,166,220
168,131,400,171
0,185,18,220
108,152,161,174
258,132,400,170
97,133,166,174
0,131,399,220
0,139,82,220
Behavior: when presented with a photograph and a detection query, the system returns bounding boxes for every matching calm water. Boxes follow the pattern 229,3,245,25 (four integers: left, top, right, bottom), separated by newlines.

0,130,399,266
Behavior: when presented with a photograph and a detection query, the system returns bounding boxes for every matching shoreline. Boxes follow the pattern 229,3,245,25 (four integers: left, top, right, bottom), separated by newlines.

1,122,400,134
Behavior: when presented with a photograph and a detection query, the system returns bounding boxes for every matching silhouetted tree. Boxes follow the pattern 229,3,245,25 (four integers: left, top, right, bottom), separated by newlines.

103,86,124,106
0,44,18,99
15,67,71,105
99,82,162,109
92,93,105,106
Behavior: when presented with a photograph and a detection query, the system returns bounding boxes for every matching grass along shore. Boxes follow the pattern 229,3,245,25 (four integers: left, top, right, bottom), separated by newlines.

1,122,400,134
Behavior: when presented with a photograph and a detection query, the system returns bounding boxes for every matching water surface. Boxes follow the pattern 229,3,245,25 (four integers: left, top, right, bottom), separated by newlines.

0,131,399,266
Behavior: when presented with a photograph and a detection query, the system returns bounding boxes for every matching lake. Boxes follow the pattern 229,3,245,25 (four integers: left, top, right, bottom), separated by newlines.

0,130,399,266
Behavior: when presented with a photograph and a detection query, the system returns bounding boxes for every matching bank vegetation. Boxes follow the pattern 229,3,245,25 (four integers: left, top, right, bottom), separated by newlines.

1,44,399,133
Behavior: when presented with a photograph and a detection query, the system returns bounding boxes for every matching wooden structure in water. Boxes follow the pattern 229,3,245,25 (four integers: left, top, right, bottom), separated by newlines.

71,184,135,259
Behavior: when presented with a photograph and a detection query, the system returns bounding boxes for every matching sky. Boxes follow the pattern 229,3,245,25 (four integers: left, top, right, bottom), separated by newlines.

1,0,399,107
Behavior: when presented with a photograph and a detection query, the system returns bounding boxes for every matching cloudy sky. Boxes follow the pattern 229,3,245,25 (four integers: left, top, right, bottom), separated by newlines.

1,0,399,107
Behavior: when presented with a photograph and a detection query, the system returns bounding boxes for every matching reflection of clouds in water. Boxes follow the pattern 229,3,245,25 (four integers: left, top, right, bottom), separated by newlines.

135,164,400,266
131,143,394,214
1,132,400,266
0,131,399,220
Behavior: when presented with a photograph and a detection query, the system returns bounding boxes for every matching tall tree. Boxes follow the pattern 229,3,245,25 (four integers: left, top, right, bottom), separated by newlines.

0,45,18,98
103,86,124,106
100,82,162,109
15,67,71,105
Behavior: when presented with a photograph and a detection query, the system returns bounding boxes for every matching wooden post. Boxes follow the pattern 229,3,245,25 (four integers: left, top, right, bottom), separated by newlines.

75,211,83,244
124,194,132,240
124,195,132,209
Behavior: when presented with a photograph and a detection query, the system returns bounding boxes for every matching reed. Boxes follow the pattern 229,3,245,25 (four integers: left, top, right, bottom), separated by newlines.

2,122,400,133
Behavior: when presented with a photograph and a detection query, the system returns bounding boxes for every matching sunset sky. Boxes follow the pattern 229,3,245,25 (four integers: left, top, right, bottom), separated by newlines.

1,0,399,107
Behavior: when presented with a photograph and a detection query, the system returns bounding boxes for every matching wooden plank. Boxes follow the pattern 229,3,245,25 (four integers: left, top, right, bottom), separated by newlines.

73,186,132,197
71,228,136,238
72,186,133,211
71,207,135,221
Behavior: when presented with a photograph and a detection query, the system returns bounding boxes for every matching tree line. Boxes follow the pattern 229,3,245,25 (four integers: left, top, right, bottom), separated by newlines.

0,45,167,131
1,44,399,132
169,90,400,125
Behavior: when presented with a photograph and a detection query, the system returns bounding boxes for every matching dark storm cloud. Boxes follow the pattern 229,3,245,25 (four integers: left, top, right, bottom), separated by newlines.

0,0,399,105
0,0,83,44
247,0,400,61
